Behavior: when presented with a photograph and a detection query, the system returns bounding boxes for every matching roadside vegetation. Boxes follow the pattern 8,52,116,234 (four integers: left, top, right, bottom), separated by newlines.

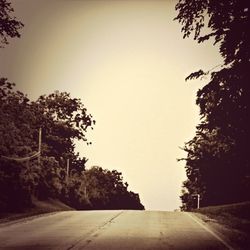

194,202,250,248
0,198,73,223
175,0,250,210
0,0,144,215
195,202,250,231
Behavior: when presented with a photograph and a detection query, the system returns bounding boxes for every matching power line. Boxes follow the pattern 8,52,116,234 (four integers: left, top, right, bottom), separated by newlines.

1,151,40,162
1,128,42,162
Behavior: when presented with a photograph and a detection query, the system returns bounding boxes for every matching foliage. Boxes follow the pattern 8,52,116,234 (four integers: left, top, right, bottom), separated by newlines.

175,0,250,210
0,79,144,212
0,1,144,212
0,0,23,47
84,166,144,210
0,79,94,211
195,202,250,248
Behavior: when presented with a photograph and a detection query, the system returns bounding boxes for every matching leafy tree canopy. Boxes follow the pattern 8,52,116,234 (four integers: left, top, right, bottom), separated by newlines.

0,79,95,211
84,166,144,210
175,0,250,209
0,80,144,212
0,0,23,47
175,0,249,65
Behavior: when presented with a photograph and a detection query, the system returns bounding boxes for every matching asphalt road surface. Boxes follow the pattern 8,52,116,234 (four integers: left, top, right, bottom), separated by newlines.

0,210,233,249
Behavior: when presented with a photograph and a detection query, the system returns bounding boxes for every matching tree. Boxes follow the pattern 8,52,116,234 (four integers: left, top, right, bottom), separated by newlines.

35,91,95,167
175,0,250,209
0,81,95,211
84,166,144,210
0,79,38,211
0,0,23,47
0,80,144,211
179,128,236,208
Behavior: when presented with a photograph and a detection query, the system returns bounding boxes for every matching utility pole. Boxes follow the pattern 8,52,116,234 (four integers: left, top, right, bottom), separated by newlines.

38,128,42,165
66,158,70,183
83,174,88,200
197,194,200,209
84,186,87,200
192,194,200,209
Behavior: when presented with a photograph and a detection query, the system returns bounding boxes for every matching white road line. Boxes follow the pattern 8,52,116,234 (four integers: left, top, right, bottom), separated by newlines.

185,212,235,250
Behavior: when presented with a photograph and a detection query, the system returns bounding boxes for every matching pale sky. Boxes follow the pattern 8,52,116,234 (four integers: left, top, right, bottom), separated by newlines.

0,0,222,210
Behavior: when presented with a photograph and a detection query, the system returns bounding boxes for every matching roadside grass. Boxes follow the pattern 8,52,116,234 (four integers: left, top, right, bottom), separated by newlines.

193,201,250,249
194,201,250,231
0,198,74,224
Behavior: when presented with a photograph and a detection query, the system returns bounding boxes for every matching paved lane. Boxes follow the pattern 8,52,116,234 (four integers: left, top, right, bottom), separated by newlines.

0,211,232,249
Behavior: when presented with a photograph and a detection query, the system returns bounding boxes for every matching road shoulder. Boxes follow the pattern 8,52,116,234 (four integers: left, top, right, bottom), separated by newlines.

192,212,250,250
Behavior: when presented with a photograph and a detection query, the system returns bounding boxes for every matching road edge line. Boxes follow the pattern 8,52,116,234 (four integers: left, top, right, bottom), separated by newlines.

185,212,235,250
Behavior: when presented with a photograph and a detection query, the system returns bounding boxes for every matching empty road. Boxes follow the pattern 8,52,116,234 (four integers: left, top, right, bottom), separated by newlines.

0,210,233,249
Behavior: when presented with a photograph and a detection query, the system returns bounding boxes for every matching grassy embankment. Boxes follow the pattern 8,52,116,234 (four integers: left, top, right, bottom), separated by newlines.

0,198,74,224
194,201,250,249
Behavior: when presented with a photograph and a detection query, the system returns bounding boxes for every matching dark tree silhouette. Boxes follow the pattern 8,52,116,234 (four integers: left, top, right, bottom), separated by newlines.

0,0,23,47
175,0,250,209
0,81,95,211
0,81,144,212
0,2,144,213
84,166,144,210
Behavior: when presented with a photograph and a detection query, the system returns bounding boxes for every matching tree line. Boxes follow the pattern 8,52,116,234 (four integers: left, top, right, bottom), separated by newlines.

175,0,250,210
0,0,144,212
0,79,144,212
